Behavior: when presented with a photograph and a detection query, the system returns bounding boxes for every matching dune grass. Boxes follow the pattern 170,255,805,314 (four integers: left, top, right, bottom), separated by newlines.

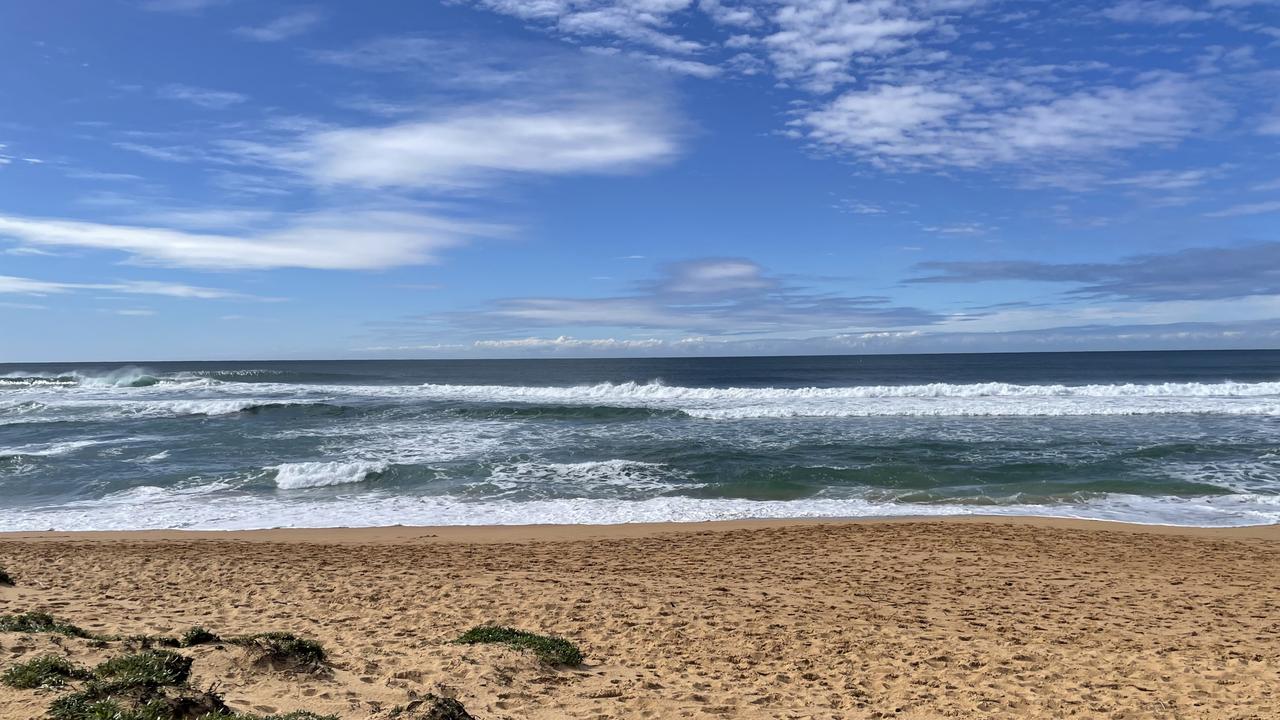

0,655,91,690
455,625,584,666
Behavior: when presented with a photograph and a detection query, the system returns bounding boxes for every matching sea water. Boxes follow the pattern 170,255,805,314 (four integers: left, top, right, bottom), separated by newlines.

2,350,1279,530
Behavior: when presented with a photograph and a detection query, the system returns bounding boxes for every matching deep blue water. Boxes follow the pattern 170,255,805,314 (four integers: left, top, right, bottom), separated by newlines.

2,350,1279,529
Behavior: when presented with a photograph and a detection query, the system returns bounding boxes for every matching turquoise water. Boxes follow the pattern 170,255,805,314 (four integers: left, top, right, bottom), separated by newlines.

2,350,1279,529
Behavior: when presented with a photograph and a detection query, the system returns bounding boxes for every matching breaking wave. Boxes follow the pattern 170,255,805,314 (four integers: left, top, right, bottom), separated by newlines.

272,460,389,489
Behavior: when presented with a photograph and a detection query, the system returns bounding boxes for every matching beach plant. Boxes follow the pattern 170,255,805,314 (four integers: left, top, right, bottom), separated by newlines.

93,649,193,687
455,625,584,666
227,632,326,668
180,627,221,647
0,655,91,689
0,611,96,639
384,694,475,720
48,685,227,720
49,650,220,720
121,634,184,650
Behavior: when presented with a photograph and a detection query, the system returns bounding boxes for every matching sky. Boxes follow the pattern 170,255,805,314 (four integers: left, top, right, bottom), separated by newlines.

1,0,1279,361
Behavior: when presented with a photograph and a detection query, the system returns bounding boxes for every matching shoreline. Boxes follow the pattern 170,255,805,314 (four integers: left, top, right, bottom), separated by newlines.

4,513,1280,543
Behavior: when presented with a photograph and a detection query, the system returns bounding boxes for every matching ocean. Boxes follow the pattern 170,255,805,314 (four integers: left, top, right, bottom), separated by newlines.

2,350,1279,530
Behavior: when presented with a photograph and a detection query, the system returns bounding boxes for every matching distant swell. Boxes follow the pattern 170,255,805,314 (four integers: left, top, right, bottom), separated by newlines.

410,381,1280,418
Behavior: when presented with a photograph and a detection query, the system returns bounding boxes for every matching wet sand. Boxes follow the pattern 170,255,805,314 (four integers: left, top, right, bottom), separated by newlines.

3,516,1279,718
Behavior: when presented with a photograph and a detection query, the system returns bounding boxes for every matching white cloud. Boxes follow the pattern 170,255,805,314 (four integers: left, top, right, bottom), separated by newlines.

699,0,760,27
763,0,937,92
0,274,252,300
233,104,679,190
234,9,325,41
1101,1,1213,24
0,211,500,270
157,84,248,110
800,75,1219,170
470,0,704,55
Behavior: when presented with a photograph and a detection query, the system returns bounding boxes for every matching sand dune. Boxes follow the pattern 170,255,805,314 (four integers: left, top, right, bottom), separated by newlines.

2,517,1279,718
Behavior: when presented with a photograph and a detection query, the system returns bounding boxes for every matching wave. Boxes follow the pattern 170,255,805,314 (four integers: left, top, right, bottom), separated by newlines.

0,367,212,389
405,380,1280,418
271,460,388,489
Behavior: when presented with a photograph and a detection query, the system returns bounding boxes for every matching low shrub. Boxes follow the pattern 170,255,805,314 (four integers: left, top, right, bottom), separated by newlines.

0,655,90,689
228,632,326,668
94,649,193,687
0,611,95,639
180,627,221,647
455,625,584,666
0,566,13,586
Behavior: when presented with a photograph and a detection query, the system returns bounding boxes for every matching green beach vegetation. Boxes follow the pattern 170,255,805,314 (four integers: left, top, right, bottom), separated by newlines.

455,625,584,666
0,611,98,639
0,614,348,720
227,632,327,668
0,655,91,690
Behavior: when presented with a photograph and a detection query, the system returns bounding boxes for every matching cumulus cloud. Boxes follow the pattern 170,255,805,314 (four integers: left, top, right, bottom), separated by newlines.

763,0,938,93
800,74,1221,170
908,242,1280,302
468,0,705,55
0,210,501,270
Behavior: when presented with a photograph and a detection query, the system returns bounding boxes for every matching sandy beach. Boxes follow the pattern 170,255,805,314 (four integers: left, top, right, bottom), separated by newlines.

2,516,1279,719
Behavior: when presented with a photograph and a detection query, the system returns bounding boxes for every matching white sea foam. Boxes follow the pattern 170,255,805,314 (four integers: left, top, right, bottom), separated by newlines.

3,491,1279,532
271,460,389,489
485,460,689,496
0,439,117,457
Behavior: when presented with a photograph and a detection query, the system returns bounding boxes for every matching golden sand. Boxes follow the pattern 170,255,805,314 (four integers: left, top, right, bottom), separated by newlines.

2,517,1278,719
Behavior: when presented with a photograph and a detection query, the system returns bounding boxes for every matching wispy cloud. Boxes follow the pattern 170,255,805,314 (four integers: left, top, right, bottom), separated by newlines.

0,274,256,300
413,257,942,337
0,210,503,270
138,0,228,12
1101,1,1213,24
157,84,248,110
908,243,1280,302
234,104,680,190
233,9,324,42
1204,199,1280,217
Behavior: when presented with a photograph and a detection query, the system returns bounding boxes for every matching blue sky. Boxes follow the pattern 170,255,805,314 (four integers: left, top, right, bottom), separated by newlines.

1,0,1278,361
